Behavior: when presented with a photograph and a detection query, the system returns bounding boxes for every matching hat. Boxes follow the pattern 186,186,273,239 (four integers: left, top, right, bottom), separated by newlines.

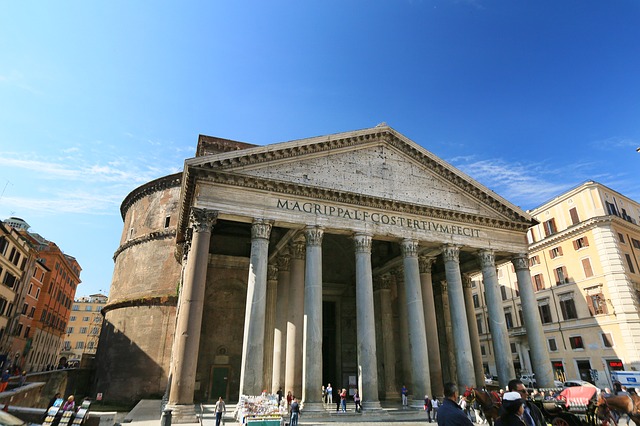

502,391,525,413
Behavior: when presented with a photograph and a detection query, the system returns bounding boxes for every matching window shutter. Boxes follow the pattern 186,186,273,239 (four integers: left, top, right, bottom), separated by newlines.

558,246,563,256
573,240,578,250
562,266,569,283
583,237,589,248
601,296,609,314
569,207,580,225
554,268,560,284
586,295,595,316
582,258,593,278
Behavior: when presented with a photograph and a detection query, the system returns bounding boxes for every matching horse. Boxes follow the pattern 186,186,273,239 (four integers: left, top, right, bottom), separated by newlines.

597,393,640,425
465,387,501,425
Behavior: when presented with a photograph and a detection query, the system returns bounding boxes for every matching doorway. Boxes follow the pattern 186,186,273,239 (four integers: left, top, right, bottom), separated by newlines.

210,365,230,401
322,301,337,386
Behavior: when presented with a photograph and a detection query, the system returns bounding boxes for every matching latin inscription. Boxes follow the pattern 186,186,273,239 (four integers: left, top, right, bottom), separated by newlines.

276,199,480,238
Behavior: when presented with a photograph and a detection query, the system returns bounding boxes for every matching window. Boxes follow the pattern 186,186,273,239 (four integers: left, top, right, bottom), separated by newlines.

480,345,486,356
67,327,74,334
14,324,23,336
587,293,608,316
619,233,625,243
573,237,589,250
530,255,540,266
35,288,40,299
602,333,614,348
532,274,545,291
569,207,580,225
80,327,88,334
539,304,553,324
548,338,558,351
473,294,480,308
72,305,79,311
164,216,171,228
28,307,35,318
606,201,618,216
75,341,84,349
63,341,71,350
85,306,92,311
510,343,517,354
582,258,594,278
83,316,90,322
569,336,584,350
560,297,578,320
501,285,507,300
554,266,569,285
24,326,30,338
625,254,636,274
543,219,557,236
505,312,513,330
631,238,640,249
91,327,99,335
476,315,483,334
21,303,27,315
69,316,76,322
88,341,95,350
549,246,563,259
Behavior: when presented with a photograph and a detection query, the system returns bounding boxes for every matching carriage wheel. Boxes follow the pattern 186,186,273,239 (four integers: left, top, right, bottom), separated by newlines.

551,417,572,426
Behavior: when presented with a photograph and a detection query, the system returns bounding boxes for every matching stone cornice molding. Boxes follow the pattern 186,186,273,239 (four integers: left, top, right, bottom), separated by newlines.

113,229,176,262
529,215,632,252
120,173,182,220
178,127,535,242
102,294,178,315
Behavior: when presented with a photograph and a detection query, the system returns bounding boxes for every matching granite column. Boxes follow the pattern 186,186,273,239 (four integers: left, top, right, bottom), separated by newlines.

419,256,444,397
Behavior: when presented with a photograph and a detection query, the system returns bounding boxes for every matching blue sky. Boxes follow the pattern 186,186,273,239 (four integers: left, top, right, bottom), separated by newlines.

1,1,639,297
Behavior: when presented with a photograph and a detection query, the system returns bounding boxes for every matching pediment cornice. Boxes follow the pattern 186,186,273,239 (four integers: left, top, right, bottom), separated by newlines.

177,126,535,242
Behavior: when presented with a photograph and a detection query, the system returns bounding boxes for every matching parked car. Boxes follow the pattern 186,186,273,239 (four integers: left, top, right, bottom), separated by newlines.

520,373,563,388
484,375,499,386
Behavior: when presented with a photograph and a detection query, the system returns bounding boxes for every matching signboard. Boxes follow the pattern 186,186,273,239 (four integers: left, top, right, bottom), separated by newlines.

611,371,640,386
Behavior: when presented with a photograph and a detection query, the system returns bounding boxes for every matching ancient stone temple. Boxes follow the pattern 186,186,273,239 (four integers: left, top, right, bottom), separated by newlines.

94,125,554,420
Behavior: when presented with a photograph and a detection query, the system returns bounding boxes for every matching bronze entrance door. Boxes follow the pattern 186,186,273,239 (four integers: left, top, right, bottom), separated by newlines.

210,366,230,401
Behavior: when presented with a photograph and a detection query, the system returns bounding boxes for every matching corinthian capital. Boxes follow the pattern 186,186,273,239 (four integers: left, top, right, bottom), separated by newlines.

512,253,530,271
478,249,495,269
290,236,306,260
442,244,460,263
190,208,218,233
400,239,419,258
353,233,372,254
251,218,273,240
304,226,324,247
268,264,279,281
418,256,436,274
373,273,393,292
277,250,291,272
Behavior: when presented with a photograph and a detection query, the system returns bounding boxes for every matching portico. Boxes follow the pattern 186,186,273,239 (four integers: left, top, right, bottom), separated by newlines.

165,125,554,421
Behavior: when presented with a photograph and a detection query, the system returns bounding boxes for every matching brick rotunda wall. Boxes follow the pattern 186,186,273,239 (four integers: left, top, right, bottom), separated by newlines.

94,173,183,404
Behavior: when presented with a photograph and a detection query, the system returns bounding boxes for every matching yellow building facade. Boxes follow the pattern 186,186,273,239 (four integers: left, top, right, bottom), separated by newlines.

62,294,107,363
472,181,640,389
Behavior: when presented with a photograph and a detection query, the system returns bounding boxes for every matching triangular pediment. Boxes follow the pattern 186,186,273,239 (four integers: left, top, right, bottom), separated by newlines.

184,125,533,226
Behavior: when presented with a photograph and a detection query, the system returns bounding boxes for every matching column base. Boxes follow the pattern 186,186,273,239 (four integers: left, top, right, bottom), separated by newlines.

164,404,199,424
410,398,426,409
361,400,384,412
384,390,401,401
301,401,325,412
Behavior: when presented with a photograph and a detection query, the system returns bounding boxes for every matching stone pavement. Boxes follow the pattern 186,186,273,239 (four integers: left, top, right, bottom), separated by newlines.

123,400,437,425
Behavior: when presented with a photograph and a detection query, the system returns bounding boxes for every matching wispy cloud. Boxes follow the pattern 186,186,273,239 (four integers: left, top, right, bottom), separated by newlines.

590,136,638,150
0,70,42,95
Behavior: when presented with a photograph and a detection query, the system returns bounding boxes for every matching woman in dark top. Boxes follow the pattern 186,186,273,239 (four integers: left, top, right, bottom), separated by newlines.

495,391,526,426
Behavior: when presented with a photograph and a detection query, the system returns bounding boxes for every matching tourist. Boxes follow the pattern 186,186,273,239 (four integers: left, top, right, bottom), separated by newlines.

424,394,433,422
289,397,300,426
326,383,333,404
431,395,439,421
214,397,225,426
353,390,361,413
401,384,408,407
507,379,545,426
340,388,347,412
438,382,473,425
62,395,75,412
495,391,526,426
286,390,293,408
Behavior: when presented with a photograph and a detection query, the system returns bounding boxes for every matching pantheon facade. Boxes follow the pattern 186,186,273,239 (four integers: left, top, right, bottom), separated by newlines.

94,125,555,420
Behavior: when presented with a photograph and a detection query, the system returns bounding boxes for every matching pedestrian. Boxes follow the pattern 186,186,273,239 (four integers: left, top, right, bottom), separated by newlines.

18,371,26,387
276,387,283,407
62,395,75,412
424,395,433,422
473,398,486,424
353,390,361,413
0,370,9,392
431,396,439,421
459,395,472,421
336,388,341,412
507,379,545,426
214,397,225,426
495,391,526,426
340,388,347,413
326,383,333,405
286,390,293,408
289,397,300,426
437,382,473,426
401,384,408,407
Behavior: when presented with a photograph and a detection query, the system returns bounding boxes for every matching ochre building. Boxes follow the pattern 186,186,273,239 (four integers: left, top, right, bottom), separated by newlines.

95,125,555,420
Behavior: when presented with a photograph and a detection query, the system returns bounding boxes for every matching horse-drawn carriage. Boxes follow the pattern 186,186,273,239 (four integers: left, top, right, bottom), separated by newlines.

468,385,640,426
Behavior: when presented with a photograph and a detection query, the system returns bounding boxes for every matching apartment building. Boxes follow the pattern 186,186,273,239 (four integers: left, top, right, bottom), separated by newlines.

472,181,640,389
62,294,107,363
